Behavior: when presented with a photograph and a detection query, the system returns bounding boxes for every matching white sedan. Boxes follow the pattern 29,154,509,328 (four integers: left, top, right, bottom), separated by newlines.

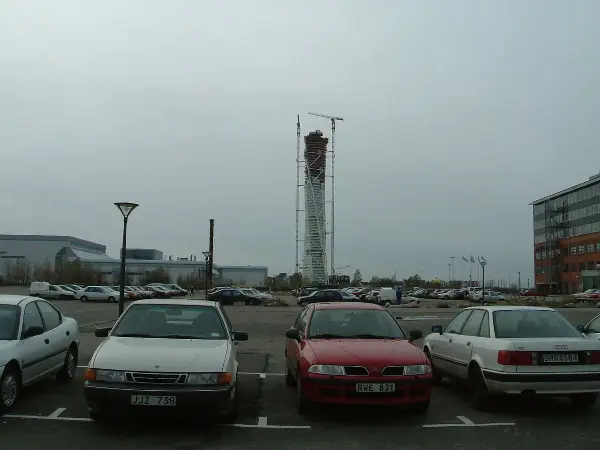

0,295,80,413
76,286,121,303
423,305,600,411
84,299,248,422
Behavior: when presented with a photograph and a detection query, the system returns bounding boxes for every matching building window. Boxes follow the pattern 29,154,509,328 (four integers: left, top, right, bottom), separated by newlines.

579,245,585,254
588,244,595,253
579,263,586,271
588,262,596,270
535,267,542,274
535,252,541,260
570,246,577,255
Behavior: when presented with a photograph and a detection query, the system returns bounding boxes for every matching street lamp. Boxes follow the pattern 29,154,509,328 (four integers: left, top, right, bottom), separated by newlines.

114,202,138,316
479,256,487,305
203,251,211,299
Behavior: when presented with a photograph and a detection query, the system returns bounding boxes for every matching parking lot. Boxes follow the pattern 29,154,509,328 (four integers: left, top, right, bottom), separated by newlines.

2,295,600,449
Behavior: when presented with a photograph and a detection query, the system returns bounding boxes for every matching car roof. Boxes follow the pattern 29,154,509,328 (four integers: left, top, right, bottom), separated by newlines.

313,302,384,311
465,305,555,312
129,299,218,307
0,294,32,305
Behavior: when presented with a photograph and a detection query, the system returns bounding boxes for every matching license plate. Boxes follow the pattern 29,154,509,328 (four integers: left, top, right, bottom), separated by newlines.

542,353,579,363
130,395,176,406
355,383,396,393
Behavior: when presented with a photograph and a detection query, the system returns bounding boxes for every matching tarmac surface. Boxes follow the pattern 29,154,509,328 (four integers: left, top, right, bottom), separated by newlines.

1,290,600,449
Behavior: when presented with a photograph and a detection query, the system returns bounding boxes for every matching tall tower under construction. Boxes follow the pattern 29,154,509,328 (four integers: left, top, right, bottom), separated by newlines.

303,130,328,284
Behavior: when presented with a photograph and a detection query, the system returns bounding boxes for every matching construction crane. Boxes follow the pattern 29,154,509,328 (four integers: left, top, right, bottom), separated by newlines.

307,112,344,275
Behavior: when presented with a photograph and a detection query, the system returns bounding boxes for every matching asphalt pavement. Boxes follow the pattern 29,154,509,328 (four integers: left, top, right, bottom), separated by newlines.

2,293,600,449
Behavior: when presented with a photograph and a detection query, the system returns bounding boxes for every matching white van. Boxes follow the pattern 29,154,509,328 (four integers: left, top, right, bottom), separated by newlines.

29,281,76,300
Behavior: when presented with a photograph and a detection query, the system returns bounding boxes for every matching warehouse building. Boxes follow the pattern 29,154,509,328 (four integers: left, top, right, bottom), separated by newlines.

530,172,600,294
0,234,268,287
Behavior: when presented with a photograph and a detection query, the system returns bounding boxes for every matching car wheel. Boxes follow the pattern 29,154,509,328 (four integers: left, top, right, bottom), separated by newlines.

80,296,88,302
59,294,66,300
222,383,239,423
0,365,20,414
423,348,442,385
469,364,493,411
384,301,391,307
409,400,430,414
57,345,78,382
285,366,296,387
296,376,311,415
570,393,597,410
108,296,115,303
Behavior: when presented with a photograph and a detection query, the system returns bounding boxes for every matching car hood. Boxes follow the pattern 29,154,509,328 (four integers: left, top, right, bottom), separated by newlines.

307,339,426,366
92,337,229,372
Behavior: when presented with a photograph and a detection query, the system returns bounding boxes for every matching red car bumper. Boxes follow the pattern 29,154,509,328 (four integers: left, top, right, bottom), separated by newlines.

301,374,432,406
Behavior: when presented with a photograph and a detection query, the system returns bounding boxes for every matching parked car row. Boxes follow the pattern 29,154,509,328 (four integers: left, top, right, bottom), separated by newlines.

207,286,273,306
28,281,188,302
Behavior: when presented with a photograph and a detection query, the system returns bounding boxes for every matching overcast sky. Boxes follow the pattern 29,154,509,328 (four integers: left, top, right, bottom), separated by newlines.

1,1,599,284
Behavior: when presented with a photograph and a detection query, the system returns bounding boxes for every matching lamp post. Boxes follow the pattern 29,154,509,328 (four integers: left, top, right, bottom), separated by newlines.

203,251,211,299
479,256,487,305
114,202,138,316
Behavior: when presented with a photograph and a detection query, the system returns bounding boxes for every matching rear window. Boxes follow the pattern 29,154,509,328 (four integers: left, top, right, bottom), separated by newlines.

493,310,582,339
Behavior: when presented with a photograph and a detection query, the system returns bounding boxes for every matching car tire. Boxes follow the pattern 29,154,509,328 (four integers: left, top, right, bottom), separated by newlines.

469,365,493,411
296,377,311,415
409,400,430,414
222,384,239,423
108,296,115,303
57,345,78,382
423,348,442,385
80,296,88,302
285,367,296,387
570,393,597,410
0,365,20,414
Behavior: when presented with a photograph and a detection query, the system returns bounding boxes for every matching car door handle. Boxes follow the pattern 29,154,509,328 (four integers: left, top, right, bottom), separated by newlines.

66,331,70,336
467,341,471,346
44,339,50,344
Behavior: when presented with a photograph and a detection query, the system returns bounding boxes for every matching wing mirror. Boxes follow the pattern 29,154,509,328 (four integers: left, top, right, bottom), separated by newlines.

285,328,301,341
233,331,248,341
431,325,443,334
22,326,44,339
575,324,586,333
409,329,423,341
94,327,111,338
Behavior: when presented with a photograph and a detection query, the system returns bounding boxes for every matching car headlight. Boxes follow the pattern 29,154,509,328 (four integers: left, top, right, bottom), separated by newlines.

308,364,346,376
94,369,126,382
403,365,432,375
187,372,232,385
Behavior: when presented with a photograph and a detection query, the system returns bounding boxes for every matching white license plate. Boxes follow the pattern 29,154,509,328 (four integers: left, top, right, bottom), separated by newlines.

542,353,579,363
130,395,176,406
355,383,396,393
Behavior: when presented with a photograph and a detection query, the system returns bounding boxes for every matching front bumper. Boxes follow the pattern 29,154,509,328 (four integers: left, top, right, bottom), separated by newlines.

84,381,235,418
483,370,600,395
301,375,432,405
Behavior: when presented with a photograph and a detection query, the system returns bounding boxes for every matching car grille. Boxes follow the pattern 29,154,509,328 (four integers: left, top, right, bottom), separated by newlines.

382,366,404,376
125,372,187,384
344,366,369,376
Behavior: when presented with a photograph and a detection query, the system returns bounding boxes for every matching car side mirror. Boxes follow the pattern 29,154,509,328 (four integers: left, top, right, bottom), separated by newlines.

576,324,586,333
432,325,443,334
94,327,111,338
285,328,301,341
22,326,44,339
233,331,248,341
409,329,423,341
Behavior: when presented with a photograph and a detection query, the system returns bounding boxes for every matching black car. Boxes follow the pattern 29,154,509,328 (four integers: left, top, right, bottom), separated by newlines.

297,289,348,306
208,288,262,306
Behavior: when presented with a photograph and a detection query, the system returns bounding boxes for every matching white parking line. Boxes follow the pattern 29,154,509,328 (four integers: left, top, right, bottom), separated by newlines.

47,408,66,418
3,412,311,429
422,415,516,428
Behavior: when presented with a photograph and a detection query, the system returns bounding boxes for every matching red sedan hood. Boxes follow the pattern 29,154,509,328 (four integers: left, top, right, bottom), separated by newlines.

307,339,426,366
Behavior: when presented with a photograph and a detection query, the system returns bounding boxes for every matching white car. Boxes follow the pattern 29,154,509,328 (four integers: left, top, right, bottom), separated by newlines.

29,281,76,300
84,299,249,421
245,288,273,301
423,305,600,411
0,295,79,413
76,286,120,303
578,314,600,339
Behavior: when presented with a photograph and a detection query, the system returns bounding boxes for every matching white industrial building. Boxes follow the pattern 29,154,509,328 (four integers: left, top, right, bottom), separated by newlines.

0,234,268,287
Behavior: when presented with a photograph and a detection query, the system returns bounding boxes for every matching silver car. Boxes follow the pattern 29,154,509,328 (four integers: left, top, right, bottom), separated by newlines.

84,299,248,421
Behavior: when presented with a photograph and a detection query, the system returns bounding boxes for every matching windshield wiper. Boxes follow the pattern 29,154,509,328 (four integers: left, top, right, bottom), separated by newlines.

113,333,155,338
350,334,398,339
309,333,346,339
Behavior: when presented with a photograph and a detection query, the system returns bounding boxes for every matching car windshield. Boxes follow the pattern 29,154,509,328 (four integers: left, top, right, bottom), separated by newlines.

0,305,20,340
493,310,582,339
111,304,227,339
307,309,406,339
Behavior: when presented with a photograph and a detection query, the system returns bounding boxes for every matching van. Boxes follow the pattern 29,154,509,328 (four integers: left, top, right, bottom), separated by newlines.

29,281,76,300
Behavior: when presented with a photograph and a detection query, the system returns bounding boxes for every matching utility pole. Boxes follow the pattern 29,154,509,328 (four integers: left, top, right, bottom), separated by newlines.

307,112,344,276
518,271,521,292
208,219,214,288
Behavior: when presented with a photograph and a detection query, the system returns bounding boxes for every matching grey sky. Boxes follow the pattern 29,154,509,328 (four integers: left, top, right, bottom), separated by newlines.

1,1,599,284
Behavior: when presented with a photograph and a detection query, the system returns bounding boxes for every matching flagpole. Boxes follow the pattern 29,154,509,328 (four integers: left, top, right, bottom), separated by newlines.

461,257,464,287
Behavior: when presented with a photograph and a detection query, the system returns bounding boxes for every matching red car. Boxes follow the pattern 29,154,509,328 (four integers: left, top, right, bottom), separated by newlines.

284,302,433,415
